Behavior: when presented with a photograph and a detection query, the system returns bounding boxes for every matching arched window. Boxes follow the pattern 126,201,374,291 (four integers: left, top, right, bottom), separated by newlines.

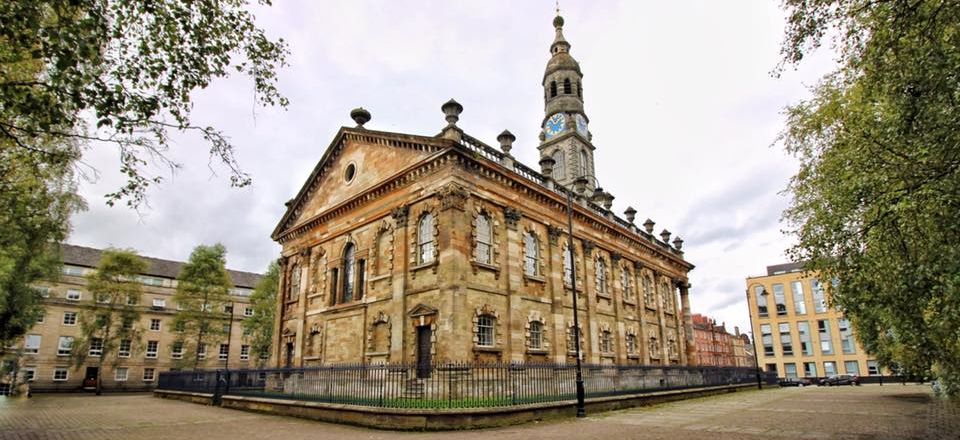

552,150,565,180
595,258,607,294
621,267,633,301
649,336,660,357
477,315,495,347
563,78,572,94
529,321,543,350
661,281,673,310
550,81,557,98
567,326,580,352
600,330,613,353
578,150,589,175
341,243,355,303
643,275,655,307
474,214,492,264
523,232,539,276
626,334,637,354
563,247,573,285
576,81,582,98
288,264,300,301
418,213,435,264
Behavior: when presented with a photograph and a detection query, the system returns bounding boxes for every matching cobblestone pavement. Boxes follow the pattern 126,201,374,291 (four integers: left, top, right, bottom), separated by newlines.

1,385,956,440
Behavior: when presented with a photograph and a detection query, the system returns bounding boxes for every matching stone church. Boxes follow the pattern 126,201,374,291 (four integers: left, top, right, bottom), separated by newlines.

270,14,696,369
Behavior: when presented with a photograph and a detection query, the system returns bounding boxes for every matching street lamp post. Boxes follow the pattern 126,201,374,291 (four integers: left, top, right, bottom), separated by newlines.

224,301,235,395
565,181,587,418
745,285,767,390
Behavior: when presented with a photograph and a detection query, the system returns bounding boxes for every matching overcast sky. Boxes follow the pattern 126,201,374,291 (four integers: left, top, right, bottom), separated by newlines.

69,1,835,336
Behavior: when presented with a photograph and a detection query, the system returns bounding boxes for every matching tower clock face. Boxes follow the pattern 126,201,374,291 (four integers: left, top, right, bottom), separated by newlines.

575,114,588,137
544,113,566,138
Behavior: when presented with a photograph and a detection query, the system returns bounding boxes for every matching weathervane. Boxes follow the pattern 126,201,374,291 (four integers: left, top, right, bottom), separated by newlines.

555,0,560,16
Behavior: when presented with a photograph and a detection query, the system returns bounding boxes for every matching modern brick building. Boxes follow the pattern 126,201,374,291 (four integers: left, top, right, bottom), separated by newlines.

4,244,261,393
745,262,883,379
270,14,698,369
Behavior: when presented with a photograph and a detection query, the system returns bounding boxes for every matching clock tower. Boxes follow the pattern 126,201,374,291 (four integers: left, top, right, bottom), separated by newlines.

539,13,595,189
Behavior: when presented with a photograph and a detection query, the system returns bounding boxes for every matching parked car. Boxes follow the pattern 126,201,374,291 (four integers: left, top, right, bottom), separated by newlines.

819,374,860,386
779,377,813,387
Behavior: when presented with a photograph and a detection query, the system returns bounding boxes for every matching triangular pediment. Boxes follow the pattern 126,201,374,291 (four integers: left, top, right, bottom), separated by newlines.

272,127,452,240
408,303,438,317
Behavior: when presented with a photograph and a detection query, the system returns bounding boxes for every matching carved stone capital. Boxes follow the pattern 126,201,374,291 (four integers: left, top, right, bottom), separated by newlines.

582,240,595,256
503,207,521,230
547,225,563,246
439,182,469,211
610,252,622,263
391,205,410,226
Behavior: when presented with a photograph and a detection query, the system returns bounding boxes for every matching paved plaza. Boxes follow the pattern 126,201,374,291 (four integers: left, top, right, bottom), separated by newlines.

1,385,957,439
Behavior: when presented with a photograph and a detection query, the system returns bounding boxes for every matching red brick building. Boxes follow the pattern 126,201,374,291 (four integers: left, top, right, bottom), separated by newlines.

692,313,736,367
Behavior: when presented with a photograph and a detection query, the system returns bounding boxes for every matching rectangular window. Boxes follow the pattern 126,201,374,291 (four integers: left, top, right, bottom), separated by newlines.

797,321,813,355
778,323,793,356
23,367,36,382
57,336,73,356
62,265,86,277
152,298,166,309
804,362,818,377
222,323,231,333
811,279,827,313
149,319,161,331
784,363,798,379
38,287,51,298
37,311,44,324
115,367,128,381
755,286,768,317
96,293,111,303
477,316,495,347
172,341,184,359
24,334,41,354
53,367,69,381
88,338,103,356
772,283,787,316
224,304,233,313
867,360,879,375
791,281,806,315
760,324,774,356
218,344,229,360
118,339,131,358
66,289,81,301
143,368,156,382
329,268,339,305
844,361,860,375
818,320,833,355
823,361,837,376
126,294,138,306
62,312,77,326
240,345,250,360
838,318,856,354
243,307,254,317
145,340,159,358
356,259,366,300
198,343,207,359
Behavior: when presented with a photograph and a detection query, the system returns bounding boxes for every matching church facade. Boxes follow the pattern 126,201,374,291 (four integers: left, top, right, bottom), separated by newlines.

270,15,697,369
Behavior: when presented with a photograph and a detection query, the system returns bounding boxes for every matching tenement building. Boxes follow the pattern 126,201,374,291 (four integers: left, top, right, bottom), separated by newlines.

270,14,697,369
691,313,735,367
746,262,883,379
4,244,261,393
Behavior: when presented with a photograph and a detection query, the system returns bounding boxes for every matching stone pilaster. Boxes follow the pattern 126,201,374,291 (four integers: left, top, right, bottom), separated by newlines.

679,281,696,366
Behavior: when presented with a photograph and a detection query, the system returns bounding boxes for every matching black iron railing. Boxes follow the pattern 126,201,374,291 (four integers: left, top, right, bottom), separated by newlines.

158,363,757,409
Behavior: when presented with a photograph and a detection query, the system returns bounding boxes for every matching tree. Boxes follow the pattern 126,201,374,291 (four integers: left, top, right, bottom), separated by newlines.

243,260,277,367
778,0,960,396
172,244,233,370
0,1,288,208
72,248,146,395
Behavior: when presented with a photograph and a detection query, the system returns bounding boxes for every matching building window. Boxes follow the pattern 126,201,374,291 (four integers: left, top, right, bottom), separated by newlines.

62,311,77,326
643,275,655,307
37,311,44,323
474,214,492,264
811,279,827,313
844,361,860,375
24,335,41,354
53,367,69,381
197,343,206,359
600,330,613,353
576,81,582,98
797,321,813,355
171,341,184,359
550,80,557,97
37,287,51,298
23,367,36,382
375,230,391,275
57,336,73,356
288,264,301,301
115,367,128,381
149,318,161,332
755,286,768,317
563,247,573,285
477,315,495,347
563,78,572,94
760,324,774,356
66,289,81,301
626,334,637,354
145,340,159,358
772,283,787,316
578,150,588,175
660,280,674,311
791,281,806,315
173,320,185,332
838,318,856,354
342,243,356,303
823,361,837,376
552,150,565,180
357,259,366,301
867,360,879,375
778,323,793,356
784,363,798,379
96,293,110,304
240,345,250,360
118,339,131,358
329,268,339,305
648,336,660,357
126,294,138,305
152,298,166,309
243,307,254,317
523,232,539,276
595,258,607,295
621,267,633,302
568,326,581,352
417,213,436,264
219,344,229,360
817,320,833,355
143,368,156,382
221,323,230,333
89,338,103,357
528,321,543,350
803,362,818,377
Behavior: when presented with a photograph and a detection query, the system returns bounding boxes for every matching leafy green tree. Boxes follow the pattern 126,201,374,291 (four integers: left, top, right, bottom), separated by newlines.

778,0,960,396
172,244,233,370
243,261,277,367
72,248,146,395
0,1,288,207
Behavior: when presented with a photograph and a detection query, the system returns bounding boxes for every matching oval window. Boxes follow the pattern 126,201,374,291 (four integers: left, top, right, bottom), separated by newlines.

344,163,356,183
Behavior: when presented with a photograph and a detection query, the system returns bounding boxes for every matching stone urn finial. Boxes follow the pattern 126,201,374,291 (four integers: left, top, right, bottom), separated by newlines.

350,107,371,128
602,192,614,210
441,99,463,126
643,218,655,234
660,229,672,244
497,129,516,155
624,206,637,224
539,156,556,178
673,236,684,251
